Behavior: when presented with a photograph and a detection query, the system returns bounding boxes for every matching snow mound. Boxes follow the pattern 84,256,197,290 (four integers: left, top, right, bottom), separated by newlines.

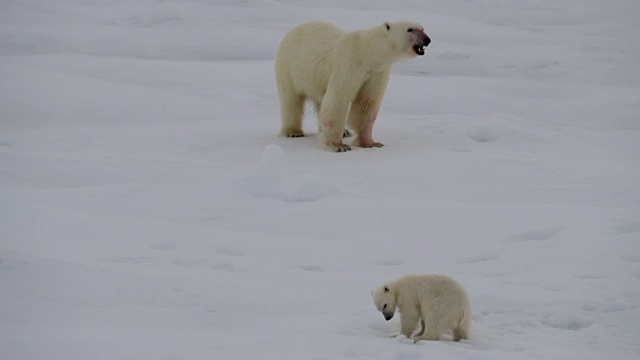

465,113,550,144
256,144,284,174
285,173,342,202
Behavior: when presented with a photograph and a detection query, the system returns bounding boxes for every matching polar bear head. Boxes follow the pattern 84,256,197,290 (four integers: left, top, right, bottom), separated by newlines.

371,284,397,321
383,21,431,58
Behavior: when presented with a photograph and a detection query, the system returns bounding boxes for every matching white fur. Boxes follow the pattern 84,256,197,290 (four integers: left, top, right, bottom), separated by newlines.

275,21,427,152
371,274,471,342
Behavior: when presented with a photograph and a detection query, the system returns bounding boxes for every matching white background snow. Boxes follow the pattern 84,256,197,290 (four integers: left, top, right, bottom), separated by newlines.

1,0,639,359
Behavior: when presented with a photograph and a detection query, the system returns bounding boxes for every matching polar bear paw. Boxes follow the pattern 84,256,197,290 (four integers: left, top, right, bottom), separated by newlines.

353,137,384,148
284,131,305,138
321,142,351,152
333,143,352,152
359,141,384,148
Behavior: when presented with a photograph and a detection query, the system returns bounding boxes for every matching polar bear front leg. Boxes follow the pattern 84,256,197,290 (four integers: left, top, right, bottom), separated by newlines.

319,113,351,152
319,80,359,152
348,71,390,148
399,308,421,338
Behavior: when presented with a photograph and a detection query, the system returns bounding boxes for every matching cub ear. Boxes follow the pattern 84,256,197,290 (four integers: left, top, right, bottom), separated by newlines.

384,286,389,292
384,22,390,31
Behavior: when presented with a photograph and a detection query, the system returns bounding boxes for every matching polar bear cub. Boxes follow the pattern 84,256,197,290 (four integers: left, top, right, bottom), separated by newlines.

371,274,471,342
275,21,431,152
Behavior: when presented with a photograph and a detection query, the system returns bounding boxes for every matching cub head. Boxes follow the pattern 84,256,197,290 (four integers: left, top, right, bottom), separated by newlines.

383,21,431,58
370,284,397,321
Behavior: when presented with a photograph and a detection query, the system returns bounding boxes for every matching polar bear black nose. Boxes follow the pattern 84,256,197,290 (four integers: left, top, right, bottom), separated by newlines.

423,37,431,47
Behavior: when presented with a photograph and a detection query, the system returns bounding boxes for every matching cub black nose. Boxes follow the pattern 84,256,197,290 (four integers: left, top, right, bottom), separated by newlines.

423,37,431,47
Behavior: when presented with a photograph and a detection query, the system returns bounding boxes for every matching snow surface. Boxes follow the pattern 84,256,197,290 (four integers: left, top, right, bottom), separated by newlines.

1,0,640,359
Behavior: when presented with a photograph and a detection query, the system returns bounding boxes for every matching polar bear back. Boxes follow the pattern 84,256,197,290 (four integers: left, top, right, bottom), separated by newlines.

275,21,346,104
393,274,470,315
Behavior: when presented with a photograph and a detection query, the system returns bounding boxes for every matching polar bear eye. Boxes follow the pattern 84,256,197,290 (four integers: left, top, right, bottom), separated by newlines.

383,304,387,309
407,28,414,33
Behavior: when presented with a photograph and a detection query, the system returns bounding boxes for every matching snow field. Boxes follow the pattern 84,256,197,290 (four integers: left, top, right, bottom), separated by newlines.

1,0,640,359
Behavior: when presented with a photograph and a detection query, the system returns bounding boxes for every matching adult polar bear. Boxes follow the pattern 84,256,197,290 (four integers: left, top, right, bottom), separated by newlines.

275,21,430,152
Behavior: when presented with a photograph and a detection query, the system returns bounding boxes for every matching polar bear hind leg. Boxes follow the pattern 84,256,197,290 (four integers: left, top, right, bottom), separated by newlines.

415,312,448,342
277,75,306,137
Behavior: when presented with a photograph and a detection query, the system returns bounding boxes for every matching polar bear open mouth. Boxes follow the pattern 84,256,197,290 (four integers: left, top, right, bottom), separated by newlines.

413,45,425,56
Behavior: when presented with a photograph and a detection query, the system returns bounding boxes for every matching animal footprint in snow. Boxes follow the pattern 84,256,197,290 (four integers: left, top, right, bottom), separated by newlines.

504,226,566,243
459,253,499,264
294,264,325,272
609,221,640,235
466,125,499,143
573,273,610,280
373,259,404,266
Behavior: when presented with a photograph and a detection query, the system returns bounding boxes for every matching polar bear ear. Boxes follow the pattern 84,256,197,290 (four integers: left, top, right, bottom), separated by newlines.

384,286,389,292
384,22,390,31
